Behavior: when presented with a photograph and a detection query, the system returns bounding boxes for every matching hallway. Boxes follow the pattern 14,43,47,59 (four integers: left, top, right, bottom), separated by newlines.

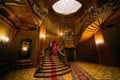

0,61,120,80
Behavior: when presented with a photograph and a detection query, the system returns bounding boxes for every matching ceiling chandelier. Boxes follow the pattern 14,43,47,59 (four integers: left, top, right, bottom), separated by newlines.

52,0,82,15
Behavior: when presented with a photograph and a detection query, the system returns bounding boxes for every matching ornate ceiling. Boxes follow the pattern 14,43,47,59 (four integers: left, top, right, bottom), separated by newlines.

0,0,41,31
0,0,120,42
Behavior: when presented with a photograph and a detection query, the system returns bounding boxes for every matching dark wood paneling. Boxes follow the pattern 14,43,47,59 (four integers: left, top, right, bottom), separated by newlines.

65,48,75,62
103,28,120,66
76,36,98,63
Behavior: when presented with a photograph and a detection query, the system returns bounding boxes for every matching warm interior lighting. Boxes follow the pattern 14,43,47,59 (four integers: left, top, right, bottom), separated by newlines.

96,39,104,45
1,36,6,41
4,37,9,42
60,32,63,36
40,34,46,39
0,35,9,42
52,0,82,15
22,46,28,51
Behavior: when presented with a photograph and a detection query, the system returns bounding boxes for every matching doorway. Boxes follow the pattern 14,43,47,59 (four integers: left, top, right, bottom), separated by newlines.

19,38,32,59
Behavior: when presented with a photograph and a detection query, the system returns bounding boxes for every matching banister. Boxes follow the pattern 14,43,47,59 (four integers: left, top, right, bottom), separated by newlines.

57,39,68,64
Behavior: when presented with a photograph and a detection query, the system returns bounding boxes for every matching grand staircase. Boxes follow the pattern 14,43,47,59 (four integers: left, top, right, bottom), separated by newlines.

34,53,71,78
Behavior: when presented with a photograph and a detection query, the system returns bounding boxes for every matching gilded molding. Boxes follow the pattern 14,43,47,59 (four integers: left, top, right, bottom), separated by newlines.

78,0,120,40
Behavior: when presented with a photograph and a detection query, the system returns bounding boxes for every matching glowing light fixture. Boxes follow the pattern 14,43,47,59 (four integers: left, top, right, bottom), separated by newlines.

22,47,28,51
40,34,46,39
96,39,104,45
52,0,82,15
60,32,63,36
0,35,9,42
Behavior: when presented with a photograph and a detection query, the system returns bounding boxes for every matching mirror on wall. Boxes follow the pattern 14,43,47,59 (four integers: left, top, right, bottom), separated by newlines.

20,38,32,59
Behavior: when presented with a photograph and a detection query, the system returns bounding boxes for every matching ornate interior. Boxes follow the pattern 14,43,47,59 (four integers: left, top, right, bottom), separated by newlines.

0,0,120,79
0,0,119,37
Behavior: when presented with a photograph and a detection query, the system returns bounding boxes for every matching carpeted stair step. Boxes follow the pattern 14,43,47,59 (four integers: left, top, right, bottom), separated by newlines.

43,61,63,65
43,56,60,60
43,59,62,63
43,60,62,63
43,62,64,66
42,64,66,69
34,67,71,78
36,66,70,73
43,59,61,62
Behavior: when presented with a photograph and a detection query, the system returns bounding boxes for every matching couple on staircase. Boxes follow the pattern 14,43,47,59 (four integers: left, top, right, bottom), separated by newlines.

49,41,57,56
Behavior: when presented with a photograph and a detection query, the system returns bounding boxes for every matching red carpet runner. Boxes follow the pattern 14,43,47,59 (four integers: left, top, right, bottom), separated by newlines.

49,56,58,80
70,62,94,80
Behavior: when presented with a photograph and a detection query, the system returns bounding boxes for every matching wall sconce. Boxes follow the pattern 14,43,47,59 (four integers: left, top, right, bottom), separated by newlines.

96,39,104,45
40,34,46,39
22,46,28,51
60,32,63,36
0,35,9,43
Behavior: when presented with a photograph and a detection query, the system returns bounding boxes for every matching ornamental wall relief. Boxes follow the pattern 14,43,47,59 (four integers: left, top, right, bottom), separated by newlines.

62,26,75,48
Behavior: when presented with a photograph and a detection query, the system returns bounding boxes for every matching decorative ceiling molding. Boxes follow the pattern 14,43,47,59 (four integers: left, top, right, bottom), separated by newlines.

0,14,15,29
78,0,120,42
0,0,42,31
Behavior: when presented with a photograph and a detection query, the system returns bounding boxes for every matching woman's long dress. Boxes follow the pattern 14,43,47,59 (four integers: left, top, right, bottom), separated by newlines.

52,43,57,55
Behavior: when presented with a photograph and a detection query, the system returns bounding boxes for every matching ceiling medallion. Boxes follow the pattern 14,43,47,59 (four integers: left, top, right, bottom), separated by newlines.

52,0,82,15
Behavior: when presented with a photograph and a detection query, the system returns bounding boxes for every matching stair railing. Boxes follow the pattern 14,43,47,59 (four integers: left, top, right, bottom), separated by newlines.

57,40,68,65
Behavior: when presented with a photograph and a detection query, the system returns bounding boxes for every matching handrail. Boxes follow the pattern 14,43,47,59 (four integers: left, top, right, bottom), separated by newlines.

57,40,65,56
57,39,68,64
57,47,66,56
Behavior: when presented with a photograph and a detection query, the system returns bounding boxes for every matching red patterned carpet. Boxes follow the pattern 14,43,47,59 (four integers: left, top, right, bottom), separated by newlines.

70,62,94,80
35,62,94,80
34,54,94,80
0,55,94,80
34,54,72,78
0,61,119,80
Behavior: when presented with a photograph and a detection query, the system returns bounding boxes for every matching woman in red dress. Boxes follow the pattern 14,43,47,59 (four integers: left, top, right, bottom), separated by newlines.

52,41,57,56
